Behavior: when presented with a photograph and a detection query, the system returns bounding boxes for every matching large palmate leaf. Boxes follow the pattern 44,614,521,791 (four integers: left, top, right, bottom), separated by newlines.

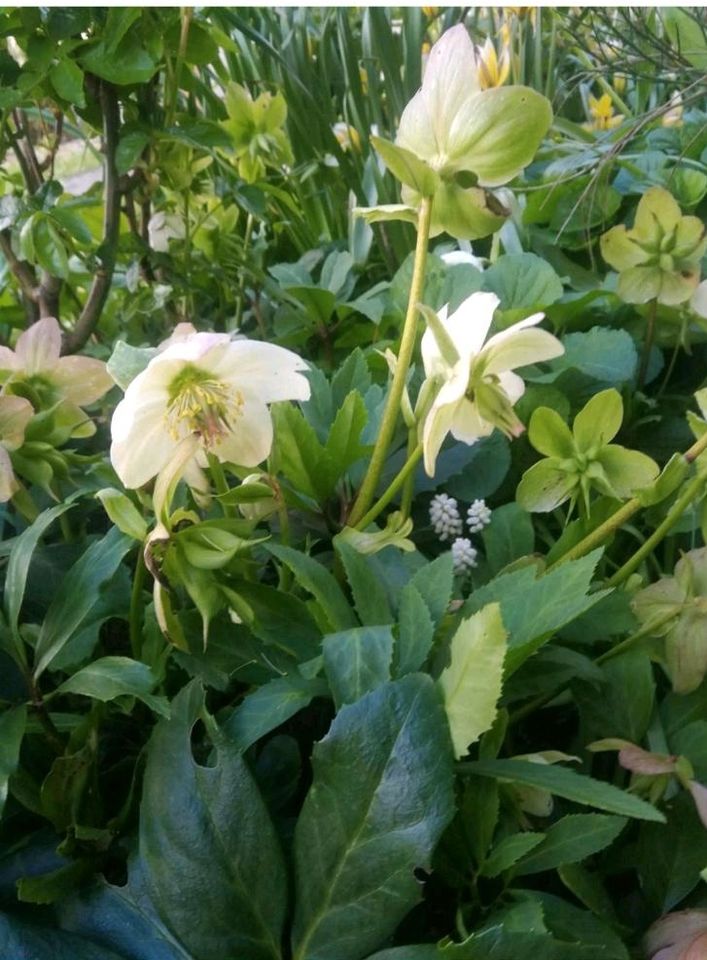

0,913,124,960
291,674,455,960
140,683,287,960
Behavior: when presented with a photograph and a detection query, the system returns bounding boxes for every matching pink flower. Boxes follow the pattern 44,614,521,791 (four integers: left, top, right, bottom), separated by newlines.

645,911,707,960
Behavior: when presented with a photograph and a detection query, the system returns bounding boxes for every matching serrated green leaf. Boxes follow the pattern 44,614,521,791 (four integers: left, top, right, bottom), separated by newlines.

54,656,168,716
395,581,435,676
438,603,507,759
223,674,328,751
482,832,545,878
464,758,665,821
140,683,287,960
267,544,357,632
323,625,393,708
334,538,392,626
516,814,626,875
291,674,455,960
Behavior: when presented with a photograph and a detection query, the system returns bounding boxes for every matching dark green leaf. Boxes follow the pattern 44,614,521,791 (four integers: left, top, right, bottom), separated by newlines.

267,544,357,632
54,656,169,716
483,253,563,310
516,814,626,875
49,58,85,106
291,674,455,960
0,914,124,960
323,626,394,708
482,832,545,878
395,582,435,676
140,683,287,960
34,527,133,677
335,538,392,626
0,705,26,815
223,674,328,751
464,759,664,822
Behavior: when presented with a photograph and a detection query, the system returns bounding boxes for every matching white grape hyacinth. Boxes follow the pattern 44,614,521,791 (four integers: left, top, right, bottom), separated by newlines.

451,537,478,575
110,327,310,489
429,492,463,541
467,498,492,533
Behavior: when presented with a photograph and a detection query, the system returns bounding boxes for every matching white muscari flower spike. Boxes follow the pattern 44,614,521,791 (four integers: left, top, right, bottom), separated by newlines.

429,492,463,541
467,498,492,533
451,537,478,575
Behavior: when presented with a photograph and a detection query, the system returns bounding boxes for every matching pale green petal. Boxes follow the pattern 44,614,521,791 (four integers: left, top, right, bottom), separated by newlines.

672,215,707,261
481,327,564,375
0,395,33,450
617,264,662,303
450,397,494,444
397,24,480,166
658,266,700,306
445,86,553,186
595,445,659,498
516,459,577,512
633,185,682,244
53,356,114,405
600,225,650,271
573,388,623,450
528,406,574,458
14,317,62,374
421,181,507,241
666,608,707,694
0,446,18,502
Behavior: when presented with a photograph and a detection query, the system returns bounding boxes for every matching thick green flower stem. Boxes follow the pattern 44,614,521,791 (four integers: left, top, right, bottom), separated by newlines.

607,472,705,588
129,549,147,660
207,453,235,518
637,298,657,391
348,196,433,527
400,427,419,519
354,441,423,530
550,428,707,568
596,608,679,665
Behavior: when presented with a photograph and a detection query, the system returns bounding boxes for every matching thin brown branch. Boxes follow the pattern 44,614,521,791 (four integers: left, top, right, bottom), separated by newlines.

62,80,121,355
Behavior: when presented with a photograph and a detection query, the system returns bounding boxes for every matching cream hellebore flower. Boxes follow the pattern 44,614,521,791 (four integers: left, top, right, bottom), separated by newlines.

645,911,707,960
393,24,552,239
110,329,310,489
148,211,186,253
420,291,564,476
662,91,683,128
0,394,33,501
0,317,112,436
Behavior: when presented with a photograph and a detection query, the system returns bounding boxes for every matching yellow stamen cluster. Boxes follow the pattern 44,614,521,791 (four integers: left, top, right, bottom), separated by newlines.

166,367,243,446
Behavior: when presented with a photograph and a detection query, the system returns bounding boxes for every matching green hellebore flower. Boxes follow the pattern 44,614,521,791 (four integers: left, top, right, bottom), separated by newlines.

516,388,659,514
600,186,706,305
370,24,553,240
632,547,707,694
220,82,293,183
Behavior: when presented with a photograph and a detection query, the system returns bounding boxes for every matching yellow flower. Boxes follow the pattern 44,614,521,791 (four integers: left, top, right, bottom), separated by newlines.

422,6,439,18
332,122,361,153
612,73,627,95
584,93,623,131
359,65,368,95
475,37,510,90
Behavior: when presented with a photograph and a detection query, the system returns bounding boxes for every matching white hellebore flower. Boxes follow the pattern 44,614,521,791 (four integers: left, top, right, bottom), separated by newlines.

0,394,33,501
110,330,310,489
421,291,564,476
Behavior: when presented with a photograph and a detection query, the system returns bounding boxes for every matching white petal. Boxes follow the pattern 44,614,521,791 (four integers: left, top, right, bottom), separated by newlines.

52,356,113,404
397,25,480,166
450,398,494,444
0,346,18,373
207,339,310,403
110,395,180,488
422,399,458,476
212,398,274,468
0,395,33,450
445,291,500,361
498,369,526,404
482,327,564,375
15,318,62,374
157,331,232,365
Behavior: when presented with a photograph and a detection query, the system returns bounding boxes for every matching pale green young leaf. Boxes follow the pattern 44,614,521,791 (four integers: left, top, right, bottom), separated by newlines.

371,135,440,196
438,603,508,759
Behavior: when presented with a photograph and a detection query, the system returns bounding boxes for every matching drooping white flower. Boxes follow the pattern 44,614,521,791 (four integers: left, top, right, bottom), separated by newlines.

429,492,463,541
451,537,478,575
148,211,186,253
110,329,310,489
420,291,564,476
467,498,492,533
0,394,33,501
0,318,113,436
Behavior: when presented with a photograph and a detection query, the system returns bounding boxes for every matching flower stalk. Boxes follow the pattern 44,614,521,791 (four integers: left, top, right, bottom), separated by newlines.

354,442,423,531
348,197,433,526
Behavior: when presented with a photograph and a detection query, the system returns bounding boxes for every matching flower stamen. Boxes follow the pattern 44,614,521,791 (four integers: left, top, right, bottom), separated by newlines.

166,366,244,446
